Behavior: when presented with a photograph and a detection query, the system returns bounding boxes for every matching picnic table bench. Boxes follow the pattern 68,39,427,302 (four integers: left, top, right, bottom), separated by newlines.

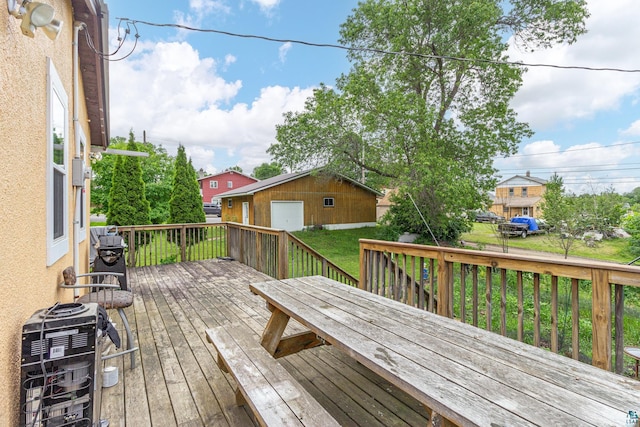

205,323,340,427
250,275,640,426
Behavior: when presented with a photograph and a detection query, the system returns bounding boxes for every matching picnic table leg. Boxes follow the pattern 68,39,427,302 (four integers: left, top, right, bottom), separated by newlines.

261,308,291,355
425,406,458,427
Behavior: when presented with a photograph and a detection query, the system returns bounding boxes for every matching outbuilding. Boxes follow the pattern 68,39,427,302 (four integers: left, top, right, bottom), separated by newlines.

218,169,381,231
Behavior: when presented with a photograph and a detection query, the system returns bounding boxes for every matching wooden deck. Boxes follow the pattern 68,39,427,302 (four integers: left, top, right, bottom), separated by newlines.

100,259,429,426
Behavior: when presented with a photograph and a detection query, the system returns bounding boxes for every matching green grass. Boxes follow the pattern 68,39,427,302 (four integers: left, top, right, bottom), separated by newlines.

462,223,635,263
292,227,381,279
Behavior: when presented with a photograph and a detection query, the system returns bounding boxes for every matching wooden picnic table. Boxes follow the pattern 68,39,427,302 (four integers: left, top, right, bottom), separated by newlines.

250,275,640,427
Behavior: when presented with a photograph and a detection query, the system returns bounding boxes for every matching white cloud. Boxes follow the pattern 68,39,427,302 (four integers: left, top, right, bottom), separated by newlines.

621,120,640,137
109,39,314,174
495,139,640,194
279,42,292,63
509,0,640,130
251,0,280,13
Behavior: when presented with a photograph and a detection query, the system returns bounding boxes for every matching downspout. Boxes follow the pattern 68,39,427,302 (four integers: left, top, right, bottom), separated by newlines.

72,21,87,297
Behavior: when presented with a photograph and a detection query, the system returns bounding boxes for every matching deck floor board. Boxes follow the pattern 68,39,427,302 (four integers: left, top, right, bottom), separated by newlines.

100,259,429,426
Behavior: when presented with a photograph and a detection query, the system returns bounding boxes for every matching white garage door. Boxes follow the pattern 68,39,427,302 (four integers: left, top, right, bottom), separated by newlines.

271,201,304,231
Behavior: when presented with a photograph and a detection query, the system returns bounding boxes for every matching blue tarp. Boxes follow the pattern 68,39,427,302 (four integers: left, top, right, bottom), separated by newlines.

509,216,539,231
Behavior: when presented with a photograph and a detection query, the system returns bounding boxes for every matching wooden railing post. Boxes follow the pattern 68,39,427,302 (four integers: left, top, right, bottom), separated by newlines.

359,243,366,290
437,252,452,318
591,268,611,370
277,230,288,279
180,225,187,262
128,229,136,267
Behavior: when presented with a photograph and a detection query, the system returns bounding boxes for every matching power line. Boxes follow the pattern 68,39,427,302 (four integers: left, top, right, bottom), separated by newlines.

506,140,640,158
117,18,640,74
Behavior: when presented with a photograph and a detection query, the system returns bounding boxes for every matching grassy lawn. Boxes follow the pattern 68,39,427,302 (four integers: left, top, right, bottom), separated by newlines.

292,227,381,279
462,223,636,263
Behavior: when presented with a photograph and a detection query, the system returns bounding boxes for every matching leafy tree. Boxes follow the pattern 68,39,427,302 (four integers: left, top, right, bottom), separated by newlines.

269,0,588,242
624,187,640,209
169,145,206,225
225,165,243,173
540,174,581,259
106,131,151,227
92,134,173,224
574,189,625,237
623,213,640,256
252,162,282,180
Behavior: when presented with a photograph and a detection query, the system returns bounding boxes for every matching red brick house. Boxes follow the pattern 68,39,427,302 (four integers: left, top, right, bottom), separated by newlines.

199,170,259,205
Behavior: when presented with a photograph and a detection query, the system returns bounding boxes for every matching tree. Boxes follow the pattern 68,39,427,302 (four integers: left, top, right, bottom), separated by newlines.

269,0,588,242
106,131,151,227
169,145,206,226
540,174,581,259
225,165,243,173
92,134,173,224
575,189,625,237
624,187,640,209
252,162,282,180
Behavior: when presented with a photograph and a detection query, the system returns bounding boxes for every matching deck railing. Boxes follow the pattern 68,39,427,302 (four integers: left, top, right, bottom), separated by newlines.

114,223,357,286
359,238,640,373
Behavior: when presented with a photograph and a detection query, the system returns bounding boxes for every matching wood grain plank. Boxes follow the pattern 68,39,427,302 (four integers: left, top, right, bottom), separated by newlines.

252,276,638,426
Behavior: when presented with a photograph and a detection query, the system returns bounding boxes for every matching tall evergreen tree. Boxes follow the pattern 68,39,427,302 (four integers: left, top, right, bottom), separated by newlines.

107,131,151,227
169,145,206,225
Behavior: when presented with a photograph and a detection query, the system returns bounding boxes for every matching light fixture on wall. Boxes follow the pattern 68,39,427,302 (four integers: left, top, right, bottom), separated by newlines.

7,0,63,40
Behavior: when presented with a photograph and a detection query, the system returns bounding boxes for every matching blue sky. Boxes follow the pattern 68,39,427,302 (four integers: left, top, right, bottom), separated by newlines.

105,0,640,194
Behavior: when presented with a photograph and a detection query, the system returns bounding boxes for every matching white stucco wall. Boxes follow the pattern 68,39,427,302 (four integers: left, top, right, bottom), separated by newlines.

0,2,93,424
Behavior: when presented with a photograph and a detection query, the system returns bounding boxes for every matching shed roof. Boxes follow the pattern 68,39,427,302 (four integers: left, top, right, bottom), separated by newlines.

217,169,382,198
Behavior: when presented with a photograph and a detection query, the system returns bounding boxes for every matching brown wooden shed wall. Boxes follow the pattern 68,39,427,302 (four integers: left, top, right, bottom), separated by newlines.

223,175,377,228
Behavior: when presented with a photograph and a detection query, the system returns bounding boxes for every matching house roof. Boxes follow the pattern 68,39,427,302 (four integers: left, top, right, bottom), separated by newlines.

198,170,258,182
217,169,382,198
74,0,110,148
496,174,547,186
503,196,542,208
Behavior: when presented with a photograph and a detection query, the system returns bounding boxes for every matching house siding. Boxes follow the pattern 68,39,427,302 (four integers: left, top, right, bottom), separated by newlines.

0,3,99,424
491,176,547,218
199,171,258,204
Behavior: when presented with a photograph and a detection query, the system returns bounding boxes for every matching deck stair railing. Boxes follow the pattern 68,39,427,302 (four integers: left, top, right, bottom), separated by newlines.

359,238,640,374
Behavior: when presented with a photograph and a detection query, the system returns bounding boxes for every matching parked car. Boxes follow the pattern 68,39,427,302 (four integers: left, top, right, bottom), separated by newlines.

474,211,505,224
203,203,221,217
497,216,549,238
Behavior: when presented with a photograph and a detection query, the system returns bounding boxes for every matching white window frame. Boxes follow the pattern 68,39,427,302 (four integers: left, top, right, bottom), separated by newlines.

227,181,233,188
210,180,218,189
47,59,69,265
323,197,335,207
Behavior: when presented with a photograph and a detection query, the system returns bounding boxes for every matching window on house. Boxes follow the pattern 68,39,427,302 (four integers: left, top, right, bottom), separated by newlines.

508,187,514,197
227,181,233,188
522,187,528,197
47,59,69,265
227,199,233,208
210,180,218,189
323,197,335,207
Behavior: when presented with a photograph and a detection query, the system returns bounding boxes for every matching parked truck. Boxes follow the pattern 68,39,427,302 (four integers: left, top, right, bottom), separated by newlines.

497,216,549,238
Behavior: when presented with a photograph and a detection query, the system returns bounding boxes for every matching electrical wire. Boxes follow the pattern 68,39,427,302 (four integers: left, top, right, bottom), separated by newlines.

114,18,640,74
30,302,60,427
83,19,140,62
